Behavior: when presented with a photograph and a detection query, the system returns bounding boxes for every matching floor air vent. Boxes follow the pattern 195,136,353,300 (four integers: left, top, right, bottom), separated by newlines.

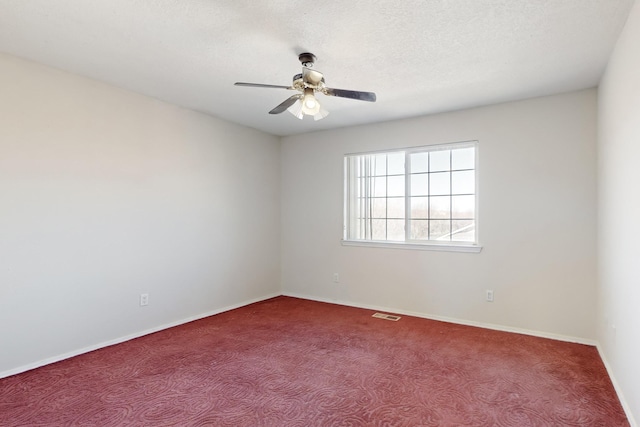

372,312,401,321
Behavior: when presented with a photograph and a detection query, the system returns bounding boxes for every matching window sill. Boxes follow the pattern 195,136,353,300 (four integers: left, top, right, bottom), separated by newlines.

340,239,483,253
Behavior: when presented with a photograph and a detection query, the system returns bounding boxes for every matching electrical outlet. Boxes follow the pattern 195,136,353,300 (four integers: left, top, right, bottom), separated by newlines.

333,273,339,283
140,293,149,306
486,290,494,302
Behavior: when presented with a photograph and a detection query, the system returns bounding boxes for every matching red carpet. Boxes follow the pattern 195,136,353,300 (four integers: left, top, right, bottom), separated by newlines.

0,296,629,426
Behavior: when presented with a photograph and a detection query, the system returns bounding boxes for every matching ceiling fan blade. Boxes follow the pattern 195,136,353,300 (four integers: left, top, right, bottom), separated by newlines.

302,68,324,86
269,95,301,114
235,82,292,89
324,88,377,102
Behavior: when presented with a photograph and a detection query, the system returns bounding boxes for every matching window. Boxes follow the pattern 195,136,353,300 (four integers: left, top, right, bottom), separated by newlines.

343,141,480,252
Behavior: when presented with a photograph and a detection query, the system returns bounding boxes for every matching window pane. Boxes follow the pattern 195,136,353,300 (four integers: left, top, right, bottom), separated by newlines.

387,197,405,218
411,174,428,196
452,170,474,194
387,152,404,175
372,198,386,218
452,147,475,170
373,154,387,176
411,197,428,219
410,152,429,173
373,176,386,197
452,195,475,219
430,150,450,172
387,220,405,241
371,219,386,240
429,196,450,219
387,176,405,197
430,220,451,240
410,219,429,240
345,143,477,246
452,220,475,242
430,172,450,195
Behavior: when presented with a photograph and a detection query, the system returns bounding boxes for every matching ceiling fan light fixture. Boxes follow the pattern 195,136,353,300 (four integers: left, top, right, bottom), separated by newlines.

301,88,321,115
313,108,329,121
287,98,304,120
287,89,327,120
304,96,317,110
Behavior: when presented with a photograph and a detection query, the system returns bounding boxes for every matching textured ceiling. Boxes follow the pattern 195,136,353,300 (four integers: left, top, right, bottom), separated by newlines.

0,0,635,136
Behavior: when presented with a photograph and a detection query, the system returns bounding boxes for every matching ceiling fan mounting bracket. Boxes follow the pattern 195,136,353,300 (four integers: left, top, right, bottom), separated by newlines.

298,52,316,68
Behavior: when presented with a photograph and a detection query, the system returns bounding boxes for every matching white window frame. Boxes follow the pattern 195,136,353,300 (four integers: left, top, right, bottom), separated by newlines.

342,141,482,253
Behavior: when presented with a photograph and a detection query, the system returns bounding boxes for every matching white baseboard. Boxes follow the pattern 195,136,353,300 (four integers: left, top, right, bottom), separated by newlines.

282,291,598,346
0,292,281,379
596,344,638,427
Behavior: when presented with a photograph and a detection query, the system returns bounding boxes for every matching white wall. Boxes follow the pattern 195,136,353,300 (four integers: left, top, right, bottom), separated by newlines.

0,53,281,376
281,89,597,341
597,0,640,424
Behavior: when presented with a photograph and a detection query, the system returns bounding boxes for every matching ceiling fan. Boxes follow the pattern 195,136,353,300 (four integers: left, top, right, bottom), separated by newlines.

234,53,376,121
